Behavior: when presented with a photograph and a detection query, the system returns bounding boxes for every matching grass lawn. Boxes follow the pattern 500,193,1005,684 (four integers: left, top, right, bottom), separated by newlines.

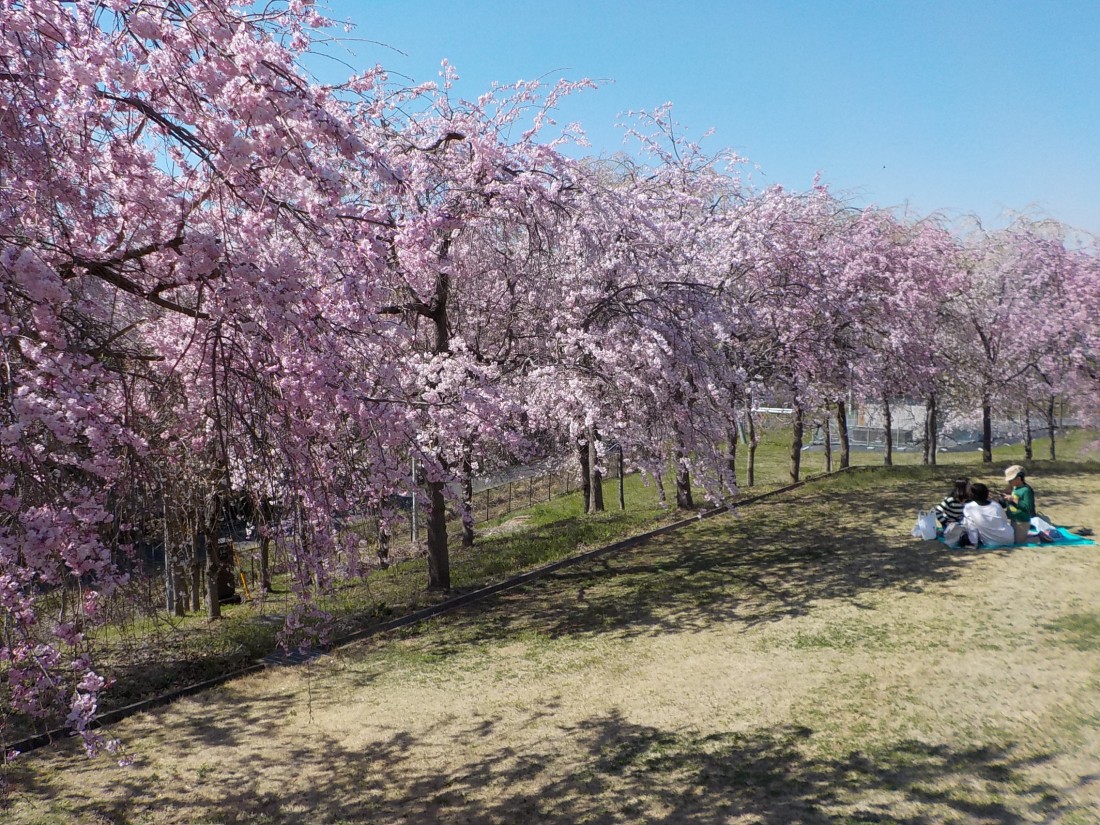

5,460,1100,823
69,427,1090,715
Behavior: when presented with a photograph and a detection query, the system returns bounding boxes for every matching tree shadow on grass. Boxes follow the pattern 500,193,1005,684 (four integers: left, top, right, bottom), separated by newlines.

104,654,259,706
2,651,269,746
28,707,1091,824
3,688,305,811
398,473,1009,653
453,510,662,581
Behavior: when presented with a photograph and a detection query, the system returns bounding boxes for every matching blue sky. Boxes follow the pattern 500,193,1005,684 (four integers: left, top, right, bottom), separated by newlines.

311,1,1099,234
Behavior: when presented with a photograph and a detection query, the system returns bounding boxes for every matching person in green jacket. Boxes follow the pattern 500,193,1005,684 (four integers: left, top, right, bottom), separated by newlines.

1002,464,1035,544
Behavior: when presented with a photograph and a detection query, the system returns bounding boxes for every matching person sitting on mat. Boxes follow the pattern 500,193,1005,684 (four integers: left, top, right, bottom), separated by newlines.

961,482,1016,548
1000,464,1035,545
934,477,970,527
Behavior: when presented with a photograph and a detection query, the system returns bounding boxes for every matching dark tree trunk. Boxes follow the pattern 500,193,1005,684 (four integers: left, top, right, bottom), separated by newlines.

578,437,592,513
188,520,202,612
617,444,626,510
259,536,272,593
424,267,453,589
588,428,604,513
835,399,850,469
204,523,221,620
924,392,938,466
426,479,450,590
461,450,475,548
982,395,993,463
745,401,758,488
882,397,893,467
172,564,186,616
789,404,804,484
1047,395,1057,460
190,554,201,612
655,471,667,507
823,415,832,473
726,426,739,492
675,459,694,510
166,547,186,616
164,503,186,616
1024,404,1033,461
376,520,390,569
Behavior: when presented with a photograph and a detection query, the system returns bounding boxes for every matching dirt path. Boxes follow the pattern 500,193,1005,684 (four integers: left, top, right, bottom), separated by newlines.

6,466,1100,824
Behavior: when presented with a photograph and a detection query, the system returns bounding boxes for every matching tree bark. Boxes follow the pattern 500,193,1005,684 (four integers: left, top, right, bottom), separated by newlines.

675,455,694,510
617,443,626,510
1024,404,1033,461
745,400,758,487
424,267,453,589
882,397,893,467
982,395,993,463
426,479,450,590
172,563,186,616
204,523,221,620
578,437,592,513
835,399,850,469
588,428,604,513
789,404,804,484
375,521,390,569
924,392,938,466
189,516,202,612
655,471,667,507
726,426,739,492
163,502,187,616
461,450,475,548
166,547,185,617
1047,395,1057,460
823,415,832,473
259,536,272,593
189,550,201,612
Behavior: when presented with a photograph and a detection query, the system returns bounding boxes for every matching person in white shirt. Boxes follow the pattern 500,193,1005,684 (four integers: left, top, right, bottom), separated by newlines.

961,482,1016,547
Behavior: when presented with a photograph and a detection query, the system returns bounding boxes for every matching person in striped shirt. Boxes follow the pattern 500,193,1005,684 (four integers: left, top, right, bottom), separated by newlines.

934,477,971,527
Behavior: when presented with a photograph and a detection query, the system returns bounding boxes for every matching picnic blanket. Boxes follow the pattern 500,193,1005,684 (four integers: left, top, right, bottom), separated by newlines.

939,525,1095,548
1030,527,1095,547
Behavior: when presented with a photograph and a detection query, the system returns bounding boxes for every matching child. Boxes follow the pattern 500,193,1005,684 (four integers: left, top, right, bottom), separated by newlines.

934,477,970,527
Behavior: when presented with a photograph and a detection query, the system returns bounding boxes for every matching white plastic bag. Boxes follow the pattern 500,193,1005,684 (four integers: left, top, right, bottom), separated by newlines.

1030,515,1056,534
912,510,938,540
1030,516,1059,543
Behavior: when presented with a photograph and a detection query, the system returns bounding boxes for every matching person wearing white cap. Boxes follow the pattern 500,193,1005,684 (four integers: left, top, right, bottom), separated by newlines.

1002,465,1035,544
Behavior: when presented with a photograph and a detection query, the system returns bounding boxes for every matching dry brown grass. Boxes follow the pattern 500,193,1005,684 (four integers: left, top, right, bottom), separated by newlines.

5,464,1100,824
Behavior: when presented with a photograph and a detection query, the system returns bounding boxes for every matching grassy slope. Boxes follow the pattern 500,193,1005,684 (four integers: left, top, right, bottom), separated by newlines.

21,428,1100,724
6,459,1100,823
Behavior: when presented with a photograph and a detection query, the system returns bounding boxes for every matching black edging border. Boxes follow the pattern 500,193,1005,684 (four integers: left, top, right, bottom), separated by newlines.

9,465,869,756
